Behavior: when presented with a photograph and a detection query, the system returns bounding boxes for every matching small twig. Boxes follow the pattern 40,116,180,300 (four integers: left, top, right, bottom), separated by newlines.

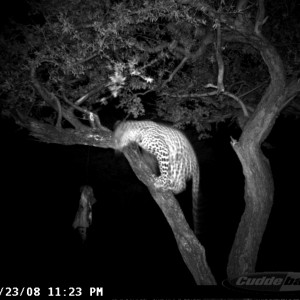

75,93,90,106
72,35,108,67
53,95,62,128
74,53,100,66
161,56,189,88
74,85,104,106
206,84,249,117
140,57,160,71
224,90,249,117
62,93,102,129
163,90,218,98
238,81,268,98
280,79,300,111
254,0,267,36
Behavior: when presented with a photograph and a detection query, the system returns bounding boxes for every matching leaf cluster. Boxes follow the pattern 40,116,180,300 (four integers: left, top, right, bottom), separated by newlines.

0,0,298,135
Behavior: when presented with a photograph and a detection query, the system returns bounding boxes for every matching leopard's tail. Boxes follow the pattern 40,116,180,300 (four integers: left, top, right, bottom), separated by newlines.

192,164,202,240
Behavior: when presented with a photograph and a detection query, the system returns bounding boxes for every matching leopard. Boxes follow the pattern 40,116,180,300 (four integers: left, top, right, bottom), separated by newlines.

113,120,201,237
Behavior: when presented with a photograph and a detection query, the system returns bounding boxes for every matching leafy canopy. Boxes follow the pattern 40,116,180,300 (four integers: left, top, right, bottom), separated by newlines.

0,0,298,136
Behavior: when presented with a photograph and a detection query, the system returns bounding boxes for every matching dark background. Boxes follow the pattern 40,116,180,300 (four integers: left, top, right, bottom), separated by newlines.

1,0,299,298
1,116,299,289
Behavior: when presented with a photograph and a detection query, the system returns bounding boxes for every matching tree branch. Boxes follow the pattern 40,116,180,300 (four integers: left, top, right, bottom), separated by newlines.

30,63,83,129
238,81,268,98
224,18,287,280
62,93,105,130
27,119,112,148
74,85,105,106
215,18,225,92
123,144,216,285
161,56,189,88
53,96,62,129
71,35,107,67
190,31,214,60
254,0,267,36
205,84,249,116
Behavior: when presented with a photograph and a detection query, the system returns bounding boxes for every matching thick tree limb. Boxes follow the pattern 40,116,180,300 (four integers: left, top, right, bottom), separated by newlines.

123,144,216,285
25,119,112,148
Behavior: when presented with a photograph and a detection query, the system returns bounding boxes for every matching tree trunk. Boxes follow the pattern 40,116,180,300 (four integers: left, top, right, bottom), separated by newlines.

227,37,286,277
228,141,274,277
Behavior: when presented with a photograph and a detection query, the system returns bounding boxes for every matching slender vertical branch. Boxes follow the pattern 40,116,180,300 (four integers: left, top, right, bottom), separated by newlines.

215,18,225,92
53,96,62,129
255,0,267,36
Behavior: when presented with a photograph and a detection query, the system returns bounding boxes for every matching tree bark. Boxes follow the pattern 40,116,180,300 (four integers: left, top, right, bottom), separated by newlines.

227,36,287,277
20,119,113,148
123,145,216,285
228,140,274,277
